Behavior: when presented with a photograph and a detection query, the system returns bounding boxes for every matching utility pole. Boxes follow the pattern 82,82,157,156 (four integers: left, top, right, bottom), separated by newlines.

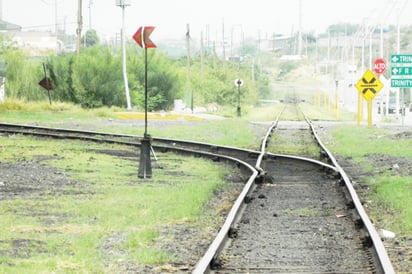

88,0,93,29
186,24,193,113
76,0,83,54
395,0,402,118
116,0,132,111
200,30,204,79
222,18,226,60
298,0,303,57
55,0,58,34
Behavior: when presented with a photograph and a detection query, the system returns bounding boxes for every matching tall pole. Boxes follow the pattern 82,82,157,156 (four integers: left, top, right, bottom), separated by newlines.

358,18,367,125
369,30,372,70
122,5,131,110
379,21,383,58
55,0,58,34
76,0,82,54
43,63,52,105
200,30,204,79
144,48,148,136
117,0,132,111
298,0,303,57
396,2,401,118
88,0,93,30
222,19,226,61
186,24,193,113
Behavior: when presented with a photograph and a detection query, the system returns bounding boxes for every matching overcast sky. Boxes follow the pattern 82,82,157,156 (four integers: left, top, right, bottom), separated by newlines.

2,0,411,41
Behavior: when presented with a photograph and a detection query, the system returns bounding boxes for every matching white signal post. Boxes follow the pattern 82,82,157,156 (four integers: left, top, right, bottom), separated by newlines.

116,0,132,111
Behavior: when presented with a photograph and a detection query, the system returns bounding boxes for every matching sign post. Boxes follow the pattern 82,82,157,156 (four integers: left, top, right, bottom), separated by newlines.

133,26,156,179
116,0,132,110
39,63,55,105
0,61,6,101
355,69,384,127
234,79,243,117
335,80,339,119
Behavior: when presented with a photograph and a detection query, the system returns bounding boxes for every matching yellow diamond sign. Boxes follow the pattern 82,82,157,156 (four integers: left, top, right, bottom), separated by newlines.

355,69,384,101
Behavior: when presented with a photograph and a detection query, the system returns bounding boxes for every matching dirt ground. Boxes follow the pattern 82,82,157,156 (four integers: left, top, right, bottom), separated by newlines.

0,120,411,273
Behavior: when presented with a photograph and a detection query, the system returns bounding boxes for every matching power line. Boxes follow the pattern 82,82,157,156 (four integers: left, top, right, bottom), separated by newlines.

40,0,63,5
18,22,76,31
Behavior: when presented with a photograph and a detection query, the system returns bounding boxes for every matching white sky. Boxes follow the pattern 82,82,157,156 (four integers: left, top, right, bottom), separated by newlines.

2,0,411,41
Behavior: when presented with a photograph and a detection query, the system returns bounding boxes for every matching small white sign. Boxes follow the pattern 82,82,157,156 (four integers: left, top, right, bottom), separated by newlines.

234,78,244,87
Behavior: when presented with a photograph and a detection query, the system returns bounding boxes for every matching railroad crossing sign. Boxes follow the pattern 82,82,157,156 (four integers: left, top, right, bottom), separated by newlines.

355,69,384,101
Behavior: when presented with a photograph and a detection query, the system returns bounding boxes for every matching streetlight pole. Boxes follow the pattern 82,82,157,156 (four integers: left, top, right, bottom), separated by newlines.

76,0,82,55
116,0,132,111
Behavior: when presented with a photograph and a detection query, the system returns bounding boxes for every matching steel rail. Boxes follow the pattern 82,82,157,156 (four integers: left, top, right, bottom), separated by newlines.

193,109,394,273
255,114,280,174
0,122,260,274
0,122,261,162
305,116,395,274
0,122,259,174
193,113,284,273
0,120,395,273
192,111,337,274
191,163,258,274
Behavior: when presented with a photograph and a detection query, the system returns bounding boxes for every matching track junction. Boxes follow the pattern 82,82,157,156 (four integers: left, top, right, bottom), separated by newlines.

0,105,395,273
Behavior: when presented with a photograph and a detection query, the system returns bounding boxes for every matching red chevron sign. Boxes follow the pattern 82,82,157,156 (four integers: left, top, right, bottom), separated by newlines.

132,26,156,49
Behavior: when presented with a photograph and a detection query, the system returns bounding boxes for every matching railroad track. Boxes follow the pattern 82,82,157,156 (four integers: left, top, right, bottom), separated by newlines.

0,122,260,166
193,105,394,273
0,110,394,273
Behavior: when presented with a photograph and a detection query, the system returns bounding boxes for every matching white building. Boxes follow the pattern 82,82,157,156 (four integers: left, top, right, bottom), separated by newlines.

0,19,61,56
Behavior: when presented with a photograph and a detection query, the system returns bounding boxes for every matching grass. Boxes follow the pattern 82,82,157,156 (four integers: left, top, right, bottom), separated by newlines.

268,130,321,158
0,100,265,149
284,207,333,217
327,125,412,236
151,118,262,149
0,100,118,127
0,135,229,273
370,176,412,233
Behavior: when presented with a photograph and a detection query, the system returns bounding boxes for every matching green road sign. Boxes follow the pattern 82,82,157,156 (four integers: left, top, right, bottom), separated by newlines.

391,54,412,64
391,66,412,76
391,78,412,88
391,53,412,87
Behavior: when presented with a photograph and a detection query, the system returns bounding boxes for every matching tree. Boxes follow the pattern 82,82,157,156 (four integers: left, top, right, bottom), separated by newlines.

49,46,123,108
4,49,46,100
49,54,77,103
128,49,182,111
71,46,123,107
83,29,100,48
325,23,359,36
